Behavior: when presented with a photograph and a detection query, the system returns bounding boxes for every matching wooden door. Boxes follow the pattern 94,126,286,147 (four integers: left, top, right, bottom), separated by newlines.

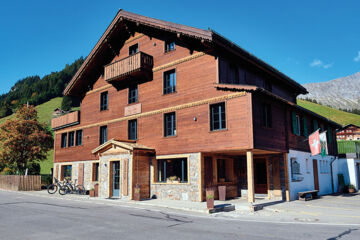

254,158,268,194
204,157,213,187
313,160,319,191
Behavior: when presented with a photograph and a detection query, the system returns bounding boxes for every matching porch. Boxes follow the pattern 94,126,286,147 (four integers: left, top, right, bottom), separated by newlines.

200,150,290,203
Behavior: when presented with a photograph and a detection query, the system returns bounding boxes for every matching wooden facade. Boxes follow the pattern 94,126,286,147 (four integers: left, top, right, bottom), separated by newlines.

52,10,340,202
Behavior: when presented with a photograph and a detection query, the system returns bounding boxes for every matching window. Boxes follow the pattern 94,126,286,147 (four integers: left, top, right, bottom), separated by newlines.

210,102,226,131
157,158,188,183
128,119,137,140
217,159,226,182
61,165,72,180
128,85,138,104
290,158,301,181
264,80,272,92
100,91,108,111
99,126,107,145
216,158,233,182
129,43,138,55
165,40,175,52
163,69,176,94
262,103,272,128
291,112,301,136
164,112,176,137
61,133,67,148
68,131,75,147
76,130,83,146
92,162,99,181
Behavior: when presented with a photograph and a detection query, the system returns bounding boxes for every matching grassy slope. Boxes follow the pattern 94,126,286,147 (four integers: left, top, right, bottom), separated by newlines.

0,97,63,174
297,99,360,126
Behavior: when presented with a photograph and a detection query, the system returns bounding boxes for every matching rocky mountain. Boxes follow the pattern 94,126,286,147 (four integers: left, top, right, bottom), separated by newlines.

298,72,360,110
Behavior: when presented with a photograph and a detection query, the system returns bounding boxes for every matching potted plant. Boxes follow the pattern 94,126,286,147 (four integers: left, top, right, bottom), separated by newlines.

218,185,226,201
348,184,356,193
134,184,141,201
167,176,180,183
206,187,215,209
89,188,95,197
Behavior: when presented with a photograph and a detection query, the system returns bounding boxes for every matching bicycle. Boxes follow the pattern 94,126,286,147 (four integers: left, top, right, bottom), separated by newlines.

63,178,86,195
47,178,68,195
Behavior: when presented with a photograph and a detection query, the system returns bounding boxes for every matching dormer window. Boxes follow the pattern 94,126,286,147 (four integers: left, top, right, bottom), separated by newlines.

129,44,138,55
165,40,175,53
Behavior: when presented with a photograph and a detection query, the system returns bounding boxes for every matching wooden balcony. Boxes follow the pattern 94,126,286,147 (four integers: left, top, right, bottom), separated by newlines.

51,111,80,130
104,51,153,87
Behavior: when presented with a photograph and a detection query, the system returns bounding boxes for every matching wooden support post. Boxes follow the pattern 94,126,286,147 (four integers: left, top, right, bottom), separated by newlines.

247,151,255,203
283,153,290,202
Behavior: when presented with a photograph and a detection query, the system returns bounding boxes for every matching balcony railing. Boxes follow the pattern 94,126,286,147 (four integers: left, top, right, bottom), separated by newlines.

337,141,360,158
104,51,153,83
51,111,80,130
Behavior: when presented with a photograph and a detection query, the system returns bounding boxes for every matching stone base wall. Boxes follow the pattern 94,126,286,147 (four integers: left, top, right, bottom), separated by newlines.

150,153,201,202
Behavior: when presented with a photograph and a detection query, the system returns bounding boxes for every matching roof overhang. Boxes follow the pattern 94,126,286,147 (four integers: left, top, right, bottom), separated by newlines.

91,138,154,155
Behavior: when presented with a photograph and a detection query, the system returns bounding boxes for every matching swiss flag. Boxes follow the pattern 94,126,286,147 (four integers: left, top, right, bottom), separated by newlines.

309,130,321,156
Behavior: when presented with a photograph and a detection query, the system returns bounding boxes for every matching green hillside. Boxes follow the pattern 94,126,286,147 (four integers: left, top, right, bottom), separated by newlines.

0,97,62,174
297,99,360,126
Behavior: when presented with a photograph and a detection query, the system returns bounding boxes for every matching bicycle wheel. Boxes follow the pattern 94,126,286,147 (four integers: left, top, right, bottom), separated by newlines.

75,185,85,195
59,185,70,195
47,184,58,194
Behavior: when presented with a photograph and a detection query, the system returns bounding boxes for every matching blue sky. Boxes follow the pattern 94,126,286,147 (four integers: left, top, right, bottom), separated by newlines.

1,0,359,94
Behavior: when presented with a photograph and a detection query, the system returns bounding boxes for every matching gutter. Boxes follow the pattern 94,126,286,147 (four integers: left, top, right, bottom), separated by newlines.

330,156,338,194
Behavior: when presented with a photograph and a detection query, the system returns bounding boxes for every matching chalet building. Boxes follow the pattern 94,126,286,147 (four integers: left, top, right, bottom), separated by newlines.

51,10,340,202
337,124,360,141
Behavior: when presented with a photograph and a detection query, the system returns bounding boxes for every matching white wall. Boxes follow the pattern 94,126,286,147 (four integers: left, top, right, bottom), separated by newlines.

337,158,360,190
288,149,336,200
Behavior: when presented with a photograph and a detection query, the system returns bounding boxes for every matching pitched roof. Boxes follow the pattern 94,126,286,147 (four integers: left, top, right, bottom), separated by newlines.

91,138,154,155
64,9,307,96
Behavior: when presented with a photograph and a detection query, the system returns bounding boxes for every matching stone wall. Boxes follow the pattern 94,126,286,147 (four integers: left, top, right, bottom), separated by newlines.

150,153,201,202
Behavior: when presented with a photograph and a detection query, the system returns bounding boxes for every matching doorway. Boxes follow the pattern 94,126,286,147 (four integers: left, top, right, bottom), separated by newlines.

313,160,319,191
110,161,120,198
254,158,268,194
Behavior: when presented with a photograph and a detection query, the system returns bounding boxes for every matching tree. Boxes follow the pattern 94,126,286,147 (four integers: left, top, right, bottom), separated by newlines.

0,105,53,174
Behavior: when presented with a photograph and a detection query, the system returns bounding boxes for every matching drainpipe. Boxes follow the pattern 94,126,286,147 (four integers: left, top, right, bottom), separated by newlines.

330,156,337,194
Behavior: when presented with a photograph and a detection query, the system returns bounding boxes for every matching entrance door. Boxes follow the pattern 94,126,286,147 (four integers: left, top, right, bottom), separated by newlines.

112,161,120,197
204,157,213,187
254,158,268,194
313,160,319,191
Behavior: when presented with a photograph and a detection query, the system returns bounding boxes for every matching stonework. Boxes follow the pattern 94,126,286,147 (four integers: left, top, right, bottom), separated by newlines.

150,153,201,202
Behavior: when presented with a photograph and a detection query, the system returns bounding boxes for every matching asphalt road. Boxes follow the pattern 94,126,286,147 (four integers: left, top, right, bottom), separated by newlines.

0,190,359,240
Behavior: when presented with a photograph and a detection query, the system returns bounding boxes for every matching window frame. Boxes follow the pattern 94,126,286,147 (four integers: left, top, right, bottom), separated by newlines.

61,165,72,181
129,43,139,55
68,131,75,147
100,91,108,111
164,40,176,53
164,112,176,137
155,156,189,183
61,133,67,148
128,119,138,140
99,126,108,145
75,130,83,146
210,102,226,131
128,84,138,104
163,69,176,95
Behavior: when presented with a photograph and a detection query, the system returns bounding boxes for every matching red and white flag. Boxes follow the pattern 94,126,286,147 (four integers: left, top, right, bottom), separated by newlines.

309,129,321,156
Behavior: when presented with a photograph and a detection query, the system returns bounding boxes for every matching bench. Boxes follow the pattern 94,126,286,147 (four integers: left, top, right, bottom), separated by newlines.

298,190,319,201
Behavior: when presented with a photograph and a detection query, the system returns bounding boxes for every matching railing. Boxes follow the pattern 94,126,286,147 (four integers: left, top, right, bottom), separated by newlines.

0,175,41,191
104,51,153,82
51,111,80,130
337,141,360,158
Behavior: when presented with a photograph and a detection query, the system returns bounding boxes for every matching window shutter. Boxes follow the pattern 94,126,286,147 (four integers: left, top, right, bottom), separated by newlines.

303,117,308,137
291,112,297,134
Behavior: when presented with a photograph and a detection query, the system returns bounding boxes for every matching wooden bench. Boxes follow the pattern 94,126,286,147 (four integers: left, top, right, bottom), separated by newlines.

298,190,319,201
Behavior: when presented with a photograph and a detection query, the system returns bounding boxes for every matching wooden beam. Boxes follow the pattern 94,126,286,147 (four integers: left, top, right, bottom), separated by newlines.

283,153,290,202
246,151,255,203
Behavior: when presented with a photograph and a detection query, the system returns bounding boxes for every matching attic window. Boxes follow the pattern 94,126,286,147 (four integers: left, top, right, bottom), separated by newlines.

165,40,175,53
129,44,138,55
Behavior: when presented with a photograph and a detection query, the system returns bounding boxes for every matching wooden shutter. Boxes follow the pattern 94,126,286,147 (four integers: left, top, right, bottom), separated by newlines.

327,126,332,144
303,117,308,137
313,119,318,132
291,112,297,134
